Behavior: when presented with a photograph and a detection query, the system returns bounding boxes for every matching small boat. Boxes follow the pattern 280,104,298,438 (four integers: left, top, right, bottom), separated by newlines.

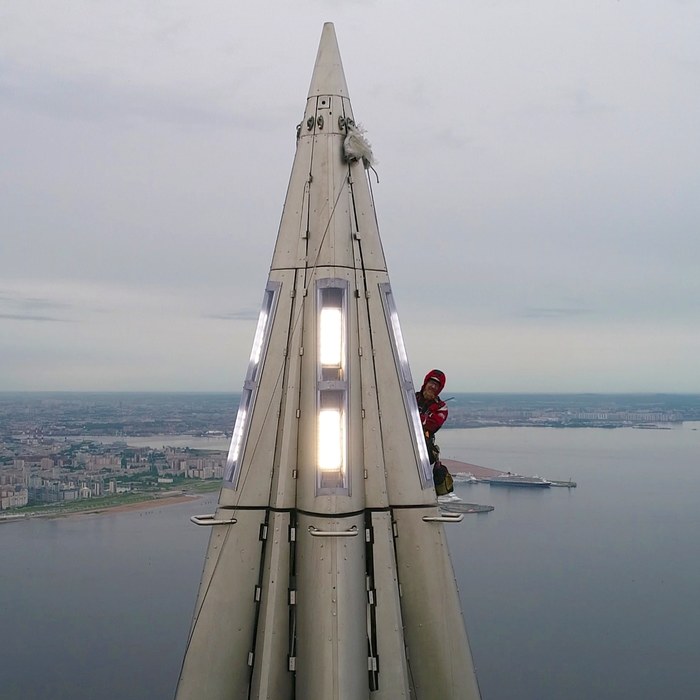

452,472,479,484
487,473,551,488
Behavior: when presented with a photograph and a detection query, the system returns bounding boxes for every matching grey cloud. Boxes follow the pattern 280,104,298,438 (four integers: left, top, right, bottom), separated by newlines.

0,292,74,322
0,62,277,131
206,310,259,321
518,307,593,319
434,128,471,150
564,86,612,118
0,293,70,311
0,313,70,322
1,3,698,392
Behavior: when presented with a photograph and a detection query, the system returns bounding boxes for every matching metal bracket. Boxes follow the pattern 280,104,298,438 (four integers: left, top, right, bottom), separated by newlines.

190,514,237,526
308,525,359,537
306,116,315,130
317,115,324,130
422,513,464,523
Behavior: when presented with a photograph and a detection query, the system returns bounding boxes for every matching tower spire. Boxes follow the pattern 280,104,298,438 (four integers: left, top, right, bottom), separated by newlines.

307,22,350,98
175,23,481,700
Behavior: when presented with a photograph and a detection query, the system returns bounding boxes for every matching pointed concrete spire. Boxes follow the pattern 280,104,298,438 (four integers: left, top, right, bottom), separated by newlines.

175,23,481,700
307,22,350,98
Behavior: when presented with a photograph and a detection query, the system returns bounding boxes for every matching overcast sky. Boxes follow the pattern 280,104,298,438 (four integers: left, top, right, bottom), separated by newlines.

2,1,699,393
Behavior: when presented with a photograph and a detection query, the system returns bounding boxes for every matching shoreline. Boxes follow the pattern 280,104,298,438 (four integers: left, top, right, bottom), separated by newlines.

2,464,502,523
0,492,212,524
73,493,204,517
442,459,504,478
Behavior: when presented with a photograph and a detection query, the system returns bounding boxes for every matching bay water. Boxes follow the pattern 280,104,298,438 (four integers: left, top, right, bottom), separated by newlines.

1,424,699,699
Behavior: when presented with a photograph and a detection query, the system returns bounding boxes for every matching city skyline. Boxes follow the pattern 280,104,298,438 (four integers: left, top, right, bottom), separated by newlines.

2,2,699,393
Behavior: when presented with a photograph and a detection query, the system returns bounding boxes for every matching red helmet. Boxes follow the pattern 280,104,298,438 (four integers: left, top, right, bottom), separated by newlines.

422,369,446,393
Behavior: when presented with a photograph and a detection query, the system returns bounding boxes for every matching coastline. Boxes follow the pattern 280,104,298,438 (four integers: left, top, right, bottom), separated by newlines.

2,462,502,523
72,493,204,517
0,491,211,524
442,459,504,478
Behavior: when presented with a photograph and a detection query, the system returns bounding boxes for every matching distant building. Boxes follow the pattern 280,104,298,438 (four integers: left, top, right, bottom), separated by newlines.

0,485,29,510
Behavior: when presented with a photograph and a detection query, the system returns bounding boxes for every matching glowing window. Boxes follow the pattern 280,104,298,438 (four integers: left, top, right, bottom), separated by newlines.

224,282,280,487
379,283,433,487
316,280,349,493
319,307,343,367
318,408,344,471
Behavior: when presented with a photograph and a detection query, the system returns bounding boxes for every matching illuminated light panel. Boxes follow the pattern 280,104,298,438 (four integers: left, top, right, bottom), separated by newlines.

319,307,343,367
250,310,269,365
380,283,433,486
318,408,344,471
412,410,431,463
228,408,248,463
390,310,409,368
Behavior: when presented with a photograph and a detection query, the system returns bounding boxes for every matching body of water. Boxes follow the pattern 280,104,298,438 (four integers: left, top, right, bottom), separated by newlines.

440,423,700,699
2,424,699,699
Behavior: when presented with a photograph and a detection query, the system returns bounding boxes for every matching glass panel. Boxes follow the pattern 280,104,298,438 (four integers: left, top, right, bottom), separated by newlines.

379,283,433,487
316,280,349,493
223,281,280,488
388,307,411,383
318,406,344,472
224,392,250,482
319,307,343,368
